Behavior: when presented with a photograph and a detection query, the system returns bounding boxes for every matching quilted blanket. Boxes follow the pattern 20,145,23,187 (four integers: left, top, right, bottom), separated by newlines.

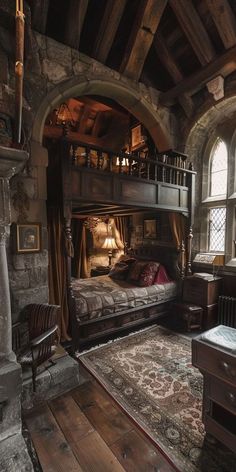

71,275,178,322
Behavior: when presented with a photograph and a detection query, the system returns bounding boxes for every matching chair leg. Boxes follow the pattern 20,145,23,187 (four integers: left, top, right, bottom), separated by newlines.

32,366,37,392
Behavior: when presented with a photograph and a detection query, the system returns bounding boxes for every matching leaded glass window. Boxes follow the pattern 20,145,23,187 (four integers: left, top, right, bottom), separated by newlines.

210,139,227,197
208,207,226,252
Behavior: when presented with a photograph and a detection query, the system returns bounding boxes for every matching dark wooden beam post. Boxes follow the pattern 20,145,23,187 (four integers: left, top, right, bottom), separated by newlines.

169,0,215,65
93,0,127,63
31,0,50,34
159,45,236,105
64,0,89,49
120,0,168,80
15,0,25,145
153,32,194,117
206,0,236,49
186,166,196,276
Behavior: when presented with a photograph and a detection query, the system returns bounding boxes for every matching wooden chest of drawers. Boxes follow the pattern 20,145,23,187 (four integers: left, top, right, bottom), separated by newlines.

192,325,236,453
183,275,222,329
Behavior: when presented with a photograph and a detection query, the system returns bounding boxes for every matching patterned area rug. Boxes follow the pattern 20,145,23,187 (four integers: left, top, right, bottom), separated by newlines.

79,326,235,472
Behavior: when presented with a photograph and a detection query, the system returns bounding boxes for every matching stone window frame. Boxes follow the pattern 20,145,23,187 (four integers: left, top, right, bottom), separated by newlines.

200,130,236,267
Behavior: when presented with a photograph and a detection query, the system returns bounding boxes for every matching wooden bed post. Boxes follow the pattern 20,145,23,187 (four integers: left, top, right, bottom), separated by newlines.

186,163,196,277
186,226,193,276
64,216,80,353
180,240,185,279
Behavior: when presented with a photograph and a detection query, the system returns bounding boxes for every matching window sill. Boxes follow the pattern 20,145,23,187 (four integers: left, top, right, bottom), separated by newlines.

202,196,226,204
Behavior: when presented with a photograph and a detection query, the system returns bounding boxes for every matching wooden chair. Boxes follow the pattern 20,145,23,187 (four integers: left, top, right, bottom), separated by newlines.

13,303,60,391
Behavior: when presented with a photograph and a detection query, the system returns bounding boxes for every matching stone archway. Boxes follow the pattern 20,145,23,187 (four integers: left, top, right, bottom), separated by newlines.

184,96,236,258
32,75,172,150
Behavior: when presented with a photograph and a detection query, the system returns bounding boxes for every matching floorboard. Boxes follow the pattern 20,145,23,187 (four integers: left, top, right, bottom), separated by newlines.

25,369,176,472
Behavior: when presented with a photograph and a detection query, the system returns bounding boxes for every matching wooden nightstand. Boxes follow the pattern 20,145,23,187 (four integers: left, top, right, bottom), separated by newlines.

183,274,222,330
90,266,110,277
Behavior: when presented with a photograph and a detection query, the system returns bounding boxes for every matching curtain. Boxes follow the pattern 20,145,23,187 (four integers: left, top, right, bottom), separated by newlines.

168,213,186,249
47,206,70,342
114,216,128,250
72,219,89,278
168,212,187,272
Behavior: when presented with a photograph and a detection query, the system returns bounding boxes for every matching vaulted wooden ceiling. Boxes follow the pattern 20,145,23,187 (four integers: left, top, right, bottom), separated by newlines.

27,0,236,118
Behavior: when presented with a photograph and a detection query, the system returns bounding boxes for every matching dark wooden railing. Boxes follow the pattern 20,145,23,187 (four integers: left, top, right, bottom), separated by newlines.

68,142,193,187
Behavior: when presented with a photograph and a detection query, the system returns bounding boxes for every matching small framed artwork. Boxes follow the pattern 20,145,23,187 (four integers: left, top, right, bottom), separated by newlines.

131,124,144,151
14,223,41,253
143,219,157,239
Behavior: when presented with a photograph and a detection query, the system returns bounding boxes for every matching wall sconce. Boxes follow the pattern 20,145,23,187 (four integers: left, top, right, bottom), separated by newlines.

56,103,76,135
102,237,118,266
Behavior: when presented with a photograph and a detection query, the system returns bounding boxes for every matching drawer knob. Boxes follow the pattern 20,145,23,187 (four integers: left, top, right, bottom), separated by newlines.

226,392,236,404
220,361,229,373
219,360,236,378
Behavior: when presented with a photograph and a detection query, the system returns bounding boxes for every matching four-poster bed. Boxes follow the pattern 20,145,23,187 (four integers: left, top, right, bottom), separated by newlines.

46,139,196,350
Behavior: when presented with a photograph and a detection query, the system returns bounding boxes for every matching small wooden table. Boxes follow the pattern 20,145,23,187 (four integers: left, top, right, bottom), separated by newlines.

173,302,203,332
91,266,110,277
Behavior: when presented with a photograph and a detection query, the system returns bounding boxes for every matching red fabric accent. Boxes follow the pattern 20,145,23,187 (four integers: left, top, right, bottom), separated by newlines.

154,264,172,284
138,262,160,287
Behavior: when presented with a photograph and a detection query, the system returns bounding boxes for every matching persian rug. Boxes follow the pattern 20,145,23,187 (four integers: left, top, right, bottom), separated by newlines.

79,326,235,472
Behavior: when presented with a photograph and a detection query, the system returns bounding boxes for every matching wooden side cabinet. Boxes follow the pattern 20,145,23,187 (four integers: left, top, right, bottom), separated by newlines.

182,274,222,330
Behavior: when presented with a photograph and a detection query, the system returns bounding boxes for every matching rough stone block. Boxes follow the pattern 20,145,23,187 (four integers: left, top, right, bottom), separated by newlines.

42,59,68,83
29,266,48,288
9,269,30,290
12,250,48,270
46,37,72,69
0,433,33,472
0,361,22,442
11,285,49,313
22,348,80,410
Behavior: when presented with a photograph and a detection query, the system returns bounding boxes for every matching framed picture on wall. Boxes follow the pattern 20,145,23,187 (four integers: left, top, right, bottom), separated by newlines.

14,223,41,253
143,219,157,239
131,124,144,151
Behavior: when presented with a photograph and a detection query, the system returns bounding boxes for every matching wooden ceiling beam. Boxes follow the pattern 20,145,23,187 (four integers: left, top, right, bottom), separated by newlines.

169,0,215,65
159,45,236,106
120,0,168,80
93,0,127,63
43,125,118,151
64,0,89,49
154,32,193,117
31,0,50,34
206,0,236,49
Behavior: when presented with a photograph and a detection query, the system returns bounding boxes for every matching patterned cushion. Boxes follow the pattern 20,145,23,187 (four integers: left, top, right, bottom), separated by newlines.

138,262,160,287
154,264,172,284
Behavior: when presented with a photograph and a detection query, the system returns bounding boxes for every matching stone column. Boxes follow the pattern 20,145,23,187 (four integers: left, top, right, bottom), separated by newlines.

0,146,28,361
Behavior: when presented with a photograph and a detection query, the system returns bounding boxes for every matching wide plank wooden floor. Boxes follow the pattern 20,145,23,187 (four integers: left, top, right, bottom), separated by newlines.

25,369,176,472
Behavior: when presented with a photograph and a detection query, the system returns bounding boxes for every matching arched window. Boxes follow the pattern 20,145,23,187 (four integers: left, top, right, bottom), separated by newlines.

208,138,228,252
210,139,227,197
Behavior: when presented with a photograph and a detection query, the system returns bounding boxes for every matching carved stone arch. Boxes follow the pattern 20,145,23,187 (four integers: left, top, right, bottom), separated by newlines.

184,96,236,261
32,75,172,150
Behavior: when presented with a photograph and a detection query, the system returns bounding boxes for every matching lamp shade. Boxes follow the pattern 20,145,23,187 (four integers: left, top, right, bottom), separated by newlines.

102,237,118,250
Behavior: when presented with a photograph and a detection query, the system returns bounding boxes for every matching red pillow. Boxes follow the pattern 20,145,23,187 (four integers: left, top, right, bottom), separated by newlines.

154,264,172,284
139,262,160,287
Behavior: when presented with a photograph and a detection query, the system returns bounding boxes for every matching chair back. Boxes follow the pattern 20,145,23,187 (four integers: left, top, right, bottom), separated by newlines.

23,303,60,340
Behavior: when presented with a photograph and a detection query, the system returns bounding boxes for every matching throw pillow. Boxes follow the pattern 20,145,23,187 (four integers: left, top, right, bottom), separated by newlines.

108,261,129,280
138,261,160,287
154,264,172,284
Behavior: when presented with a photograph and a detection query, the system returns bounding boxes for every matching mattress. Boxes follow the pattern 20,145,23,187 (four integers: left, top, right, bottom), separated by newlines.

71,275,178,322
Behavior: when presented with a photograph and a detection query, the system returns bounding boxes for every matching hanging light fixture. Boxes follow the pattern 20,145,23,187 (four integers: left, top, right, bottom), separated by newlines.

56,102,76,135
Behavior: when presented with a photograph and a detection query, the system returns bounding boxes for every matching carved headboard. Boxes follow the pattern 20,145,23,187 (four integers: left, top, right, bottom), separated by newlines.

129,246,180,280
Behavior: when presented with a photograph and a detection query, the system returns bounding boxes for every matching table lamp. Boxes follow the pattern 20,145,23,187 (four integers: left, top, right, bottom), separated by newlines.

102,237,118,267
